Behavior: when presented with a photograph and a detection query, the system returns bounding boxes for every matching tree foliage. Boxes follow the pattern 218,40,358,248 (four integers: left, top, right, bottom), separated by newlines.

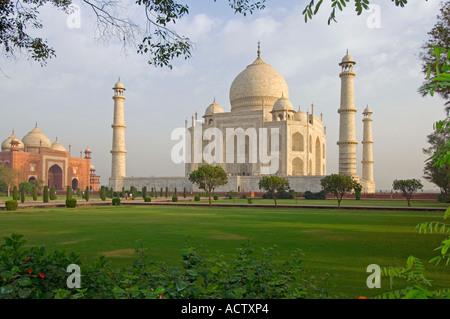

422,124,450,201
189,164,228,206
320,174,360,208
392,179,423,207
258,176,290,207
302,0,409,25
0,167,22,197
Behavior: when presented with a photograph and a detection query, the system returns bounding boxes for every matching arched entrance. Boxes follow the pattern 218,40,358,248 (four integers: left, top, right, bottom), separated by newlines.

48,165,63,190
292,157,304,176
28,176,36,182
72,178,79,191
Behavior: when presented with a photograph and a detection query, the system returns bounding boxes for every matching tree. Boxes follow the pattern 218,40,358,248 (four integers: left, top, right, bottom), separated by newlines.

142,186,147,199
302,0,411,25
19,182,33,195
100,186,107,201
32,187,37,201
84,186,90,202
189,165,228,206
12,186,18,200
66,186,72,200
419,1,450,112
423,125,450,202
392,179,424,207
50,186,57,200
43,186,49,203
320,174,361,209
1,0,266,68
258,176,290,207
29,179,44,194
0,167,22,197
20,187,25,204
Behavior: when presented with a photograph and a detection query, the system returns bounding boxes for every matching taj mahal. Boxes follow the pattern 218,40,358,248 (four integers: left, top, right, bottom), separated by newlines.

108,45,376,194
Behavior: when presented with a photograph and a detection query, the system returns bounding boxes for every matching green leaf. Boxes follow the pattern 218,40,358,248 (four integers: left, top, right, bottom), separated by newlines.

18,277,32,287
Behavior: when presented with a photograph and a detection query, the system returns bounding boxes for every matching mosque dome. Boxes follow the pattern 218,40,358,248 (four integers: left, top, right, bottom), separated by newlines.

114,80,125,89
1,132,24,151
204,99,224,117
272,94,294,112
22,126,51,149
229,50,289,112
51,138,66,152
340,51,355,65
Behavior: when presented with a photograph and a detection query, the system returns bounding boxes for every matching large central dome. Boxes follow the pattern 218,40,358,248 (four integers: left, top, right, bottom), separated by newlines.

229,53,289,112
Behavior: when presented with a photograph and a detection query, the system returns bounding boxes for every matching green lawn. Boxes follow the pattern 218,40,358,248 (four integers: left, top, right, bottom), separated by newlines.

0,205,448,298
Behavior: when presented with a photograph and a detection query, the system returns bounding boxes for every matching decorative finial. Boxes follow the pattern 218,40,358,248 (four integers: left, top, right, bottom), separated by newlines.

213,97,216,103
346,49,349,55
12,129,14,135
35,122,38,128
257,41,261,58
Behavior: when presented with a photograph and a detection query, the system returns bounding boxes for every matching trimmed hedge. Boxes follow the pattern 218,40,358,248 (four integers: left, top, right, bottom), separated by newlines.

65,198,77,208
144,197,152,202
112,197,121,206
172,196,178,202
5,200,18,211
213,195,219,201
194,195,200,201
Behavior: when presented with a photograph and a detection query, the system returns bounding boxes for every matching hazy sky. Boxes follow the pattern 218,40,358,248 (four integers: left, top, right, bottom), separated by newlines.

1,0,447,191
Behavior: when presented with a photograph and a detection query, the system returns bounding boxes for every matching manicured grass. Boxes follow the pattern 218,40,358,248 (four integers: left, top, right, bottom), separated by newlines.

215,198,449,207
0,205,448,298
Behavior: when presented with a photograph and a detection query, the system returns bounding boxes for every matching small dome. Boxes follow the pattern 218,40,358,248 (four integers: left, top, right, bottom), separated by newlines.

340,51,355,65
363,106,372,114
1,132,24,151
85,147,92,154
22,126,51,149
114,80,125,90
51,138,66,152
272,94,294,112
90,165,95,171
204,99,224,117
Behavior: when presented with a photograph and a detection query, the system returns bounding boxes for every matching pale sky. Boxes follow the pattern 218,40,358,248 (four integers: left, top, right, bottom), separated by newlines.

1,0,447,192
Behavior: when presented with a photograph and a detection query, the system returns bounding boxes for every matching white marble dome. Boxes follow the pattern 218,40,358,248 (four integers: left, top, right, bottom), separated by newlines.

204,99,224,116
272,94,294,112
22,126,51,149
51,138,66,152
229,54,289,112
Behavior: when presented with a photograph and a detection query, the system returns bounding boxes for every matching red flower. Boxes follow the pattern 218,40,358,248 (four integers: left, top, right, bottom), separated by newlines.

27,269,32,274
358,296,368,299
159,295,163,299
39,273,45,278
26,257,30,261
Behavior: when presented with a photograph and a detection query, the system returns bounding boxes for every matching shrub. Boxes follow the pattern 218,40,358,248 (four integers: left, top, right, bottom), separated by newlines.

77,188,81,197
65,198,77,208
5,200,18,211
144,197,151,202
213,195,219,200
438,193,450,203
241,194,247,199
355,187,361,200
172,196,178,202
112,197,121,206
32,187,37,201
247,198,253,204
50,186,57,200
43,186,49,203
66,186,72,200
183,187,186,198
12,186,18,200
303,190,327,200
100,186,106,201
20,189,25,203
84,186,89,202
194,195,200,201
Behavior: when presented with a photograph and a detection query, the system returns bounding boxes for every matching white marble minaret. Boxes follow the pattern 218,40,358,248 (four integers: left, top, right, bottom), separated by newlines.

337,51,359,181
361,106,375,193
109,80,127,191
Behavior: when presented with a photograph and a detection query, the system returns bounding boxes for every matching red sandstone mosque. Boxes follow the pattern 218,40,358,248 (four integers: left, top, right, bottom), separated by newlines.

0,124,100,192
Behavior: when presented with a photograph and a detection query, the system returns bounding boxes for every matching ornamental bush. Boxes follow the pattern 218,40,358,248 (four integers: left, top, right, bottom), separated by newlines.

5,200,18,211
144,197,151,202
112,197,121,206
65,198,77,208
194,195,200,201
12,186,18,201
49,186,57,200
20,189,25,204
213,195,219,200
43,186,49,203
172,196,178,202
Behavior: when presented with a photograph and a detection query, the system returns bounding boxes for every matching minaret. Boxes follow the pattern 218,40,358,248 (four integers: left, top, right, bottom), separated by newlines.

109,80,127,191
337,51,358,180
361,106,375,193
